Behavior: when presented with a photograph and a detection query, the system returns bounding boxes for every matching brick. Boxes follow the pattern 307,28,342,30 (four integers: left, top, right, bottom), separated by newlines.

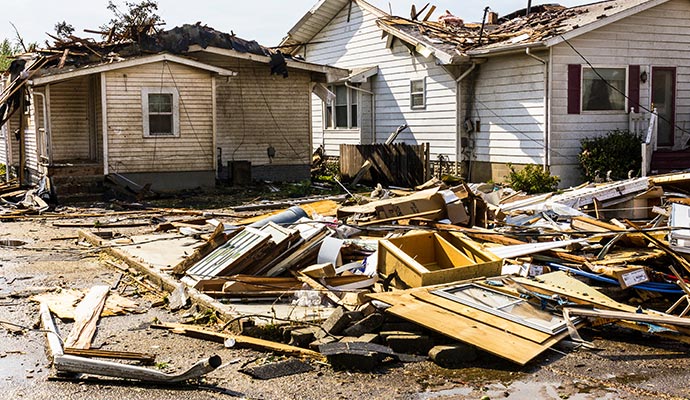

288,326,319,348
428,344,478,367
316,307,363,338
343,312,384,337
385,334,433,355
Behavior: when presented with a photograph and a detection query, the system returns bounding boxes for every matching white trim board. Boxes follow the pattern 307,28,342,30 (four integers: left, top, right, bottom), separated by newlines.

32,53,237,86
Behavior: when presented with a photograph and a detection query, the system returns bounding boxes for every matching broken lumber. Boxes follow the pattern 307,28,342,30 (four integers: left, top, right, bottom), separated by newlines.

64,285,110,349
152,322,326,361
42,301,221,383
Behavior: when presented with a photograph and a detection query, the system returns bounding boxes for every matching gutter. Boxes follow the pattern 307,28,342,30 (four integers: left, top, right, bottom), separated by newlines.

345,82,376,144
467,41,546,57
524,47,550,170
40,302,222,383
454,63,477,175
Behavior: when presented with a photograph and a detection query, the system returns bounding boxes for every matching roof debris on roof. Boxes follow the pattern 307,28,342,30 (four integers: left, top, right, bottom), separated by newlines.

371,0,653,60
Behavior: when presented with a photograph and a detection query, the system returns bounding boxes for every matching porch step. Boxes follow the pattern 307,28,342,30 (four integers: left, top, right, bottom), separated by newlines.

650,149,690,175
51,175,105,205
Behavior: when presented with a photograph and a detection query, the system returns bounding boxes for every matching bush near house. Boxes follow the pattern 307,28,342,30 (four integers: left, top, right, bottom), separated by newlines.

579,129,642,182
505,163,560,194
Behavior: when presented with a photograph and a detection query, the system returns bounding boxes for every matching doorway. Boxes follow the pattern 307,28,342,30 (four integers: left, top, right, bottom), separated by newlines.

651,67,676,147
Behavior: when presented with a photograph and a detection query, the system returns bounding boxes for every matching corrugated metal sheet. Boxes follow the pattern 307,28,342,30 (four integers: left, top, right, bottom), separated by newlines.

186,227,272,279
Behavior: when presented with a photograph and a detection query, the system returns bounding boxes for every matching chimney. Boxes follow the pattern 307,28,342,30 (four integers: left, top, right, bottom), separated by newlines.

487,11,498,24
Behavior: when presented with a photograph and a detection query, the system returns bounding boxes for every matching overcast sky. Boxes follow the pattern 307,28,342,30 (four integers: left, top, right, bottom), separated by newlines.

2,0,584,49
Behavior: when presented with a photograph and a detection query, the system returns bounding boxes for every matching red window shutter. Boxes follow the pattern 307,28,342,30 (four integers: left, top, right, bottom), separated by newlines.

628,65,640,113
567,64,581,114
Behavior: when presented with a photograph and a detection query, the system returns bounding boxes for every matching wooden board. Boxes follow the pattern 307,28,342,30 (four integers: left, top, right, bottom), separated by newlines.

31,288,138,320
512,272,637,312
378,294,564,365
64,285,110,349
153,323,325,361
411,290,552,344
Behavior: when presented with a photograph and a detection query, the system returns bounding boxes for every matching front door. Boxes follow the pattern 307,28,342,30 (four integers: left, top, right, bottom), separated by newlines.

652,67,676,147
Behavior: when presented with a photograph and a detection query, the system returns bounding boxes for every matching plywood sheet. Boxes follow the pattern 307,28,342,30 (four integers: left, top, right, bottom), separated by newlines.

382,296,559,365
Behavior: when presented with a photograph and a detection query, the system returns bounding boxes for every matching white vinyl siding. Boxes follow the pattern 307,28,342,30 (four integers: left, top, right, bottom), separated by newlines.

550,0,690,186
301,1,458,160
104,62,214,174
201,56,312,168
48,77,91,161
472,53,546,166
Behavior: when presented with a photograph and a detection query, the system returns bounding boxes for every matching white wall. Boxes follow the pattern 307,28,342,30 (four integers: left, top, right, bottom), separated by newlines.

550,0,690,186
471,53,547,166
300,1,458,161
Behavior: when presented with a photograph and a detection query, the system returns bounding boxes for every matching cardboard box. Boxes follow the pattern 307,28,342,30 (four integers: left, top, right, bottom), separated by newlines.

378,232,503,287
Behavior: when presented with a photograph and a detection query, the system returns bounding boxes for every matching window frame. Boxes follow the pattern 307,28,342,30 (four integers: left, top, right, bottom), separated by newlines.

410,77,426,110
580,66,628,113
141,87,180,137
324,84,360,130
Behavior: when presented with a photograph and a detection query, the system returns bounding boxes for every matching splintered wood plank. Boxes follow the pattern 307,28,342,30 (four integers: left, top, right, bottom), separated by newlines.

64,285,110,349
384,299,558,365
152,323,325,361
411,290,552,344
512,272,637,312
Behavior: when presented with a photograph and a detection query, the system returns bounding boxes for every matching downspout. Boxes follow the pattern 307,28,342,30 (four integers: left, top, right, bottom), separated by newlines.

455,63,477,175
525,47,549,170
345,81,376,144
33,91,50,165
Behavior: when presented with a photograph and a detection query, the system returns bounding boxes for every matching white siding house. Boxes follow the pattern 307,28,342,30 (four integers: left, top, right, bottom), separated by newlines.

285,0,690,187
0,26,346,196
284,0,462,164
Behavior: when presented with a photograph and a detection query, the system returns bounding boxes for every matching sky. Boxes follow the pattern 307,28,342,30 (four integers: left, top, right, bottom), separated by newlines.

2,0,584,49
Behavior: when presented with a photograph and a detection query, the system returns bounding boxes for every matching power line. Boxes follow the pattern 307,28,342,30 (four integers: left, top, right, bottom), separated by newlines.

560,34,690,136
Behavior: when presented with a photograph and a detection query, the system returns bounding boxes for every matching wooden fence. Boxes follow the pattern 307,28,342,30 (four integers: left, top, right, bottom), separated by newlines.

339,143,430,187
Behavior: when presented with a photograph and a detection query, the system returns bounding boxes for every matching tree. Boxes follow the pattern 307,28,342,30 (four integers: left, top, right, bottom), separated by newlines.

100,1,165,40
54,21,75,40
0,39,19,71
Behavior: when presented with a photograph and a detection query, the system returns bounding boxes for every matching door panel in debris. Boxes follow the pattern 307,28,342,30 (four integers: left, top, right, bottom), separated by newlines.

652,67,676,147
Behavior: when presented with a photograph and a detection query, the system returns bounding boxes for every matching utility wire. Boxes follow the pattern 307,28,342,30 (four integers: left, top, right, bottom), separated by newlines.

560,34,690,136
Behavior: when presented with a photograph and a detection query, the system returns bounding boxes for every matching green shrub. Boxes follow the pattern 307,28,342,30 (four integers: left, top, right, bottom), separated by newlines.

579,129,642,182
505,164,560,194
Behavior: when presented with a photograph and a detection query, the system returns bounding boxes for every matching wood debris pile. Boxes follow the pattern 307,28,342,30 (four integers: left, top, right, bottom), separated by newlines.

55,170,690,375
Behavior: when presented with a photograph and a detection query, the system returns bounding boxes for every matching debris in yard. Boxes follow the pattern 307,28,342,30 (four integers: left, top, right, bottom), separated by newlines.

38,170,690,376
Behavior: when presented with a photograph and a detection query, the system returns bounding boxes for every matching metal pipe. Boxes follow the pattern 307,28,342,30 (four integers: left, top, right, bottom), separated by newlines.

53,354,222,383
345,81,376,144
454,63,477,175
525,47,550,170
478,7,491,46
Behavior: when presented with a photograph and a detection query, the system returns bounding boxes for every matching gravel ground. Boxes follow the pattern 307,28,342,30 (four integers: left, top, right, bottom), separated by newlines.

2,210,690,400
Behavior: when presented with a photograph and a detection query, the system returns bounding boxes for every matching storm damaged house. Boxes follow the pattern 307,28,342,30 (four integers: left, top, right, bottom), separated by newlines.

282,0,690,187
0,24,346,196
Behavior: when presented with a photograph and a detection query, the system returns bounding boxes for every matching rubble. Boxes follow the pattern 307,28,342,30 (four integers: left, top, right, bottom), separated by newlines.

7,152,690,393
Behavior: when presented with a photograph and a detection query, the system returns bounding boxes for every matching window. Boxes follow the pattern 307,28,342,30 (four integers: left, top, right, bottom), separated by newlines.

142,87,179,137
410,78,426,109
431,283,580,334
582,67,626,111
324,84,358,129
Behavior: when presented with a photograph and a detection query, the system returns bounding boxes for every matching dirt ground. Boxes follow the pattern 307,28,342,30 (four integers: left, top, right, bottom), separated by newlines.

2,202,690,400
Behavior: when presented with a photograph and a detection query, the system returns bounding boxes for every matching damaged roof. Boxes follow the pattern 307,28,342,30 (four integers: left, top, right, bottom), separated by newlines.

31,23,345,82
379,0,662,61
286,0,667,64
